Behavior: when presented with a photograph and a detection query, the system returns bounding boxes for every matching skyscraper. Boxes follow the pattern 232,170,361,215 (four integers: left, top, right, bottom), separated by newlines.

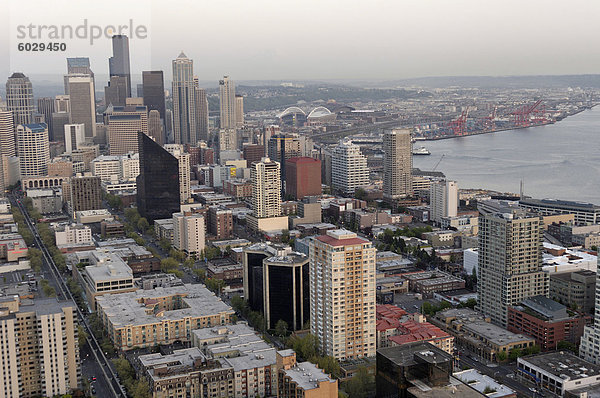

383,129,412,202
477,203,547,327
164,144,191,204
218,128,237,152
219,76,236,130
65,57,94,95
251,158,281,218
430,180,458,224
285,157,322,200
106,105,149,155
66,74,96,138
0,296,80,397
6,72,34,125
109,35,132,97
36,98,55,140
172,53,197,145
17,123,50,178
51,112,71,144
142,71,166,122
148,109,164,145
104,75,128,106
0,110,14,195
310,229,376,360
137,132,181,222
235,94,244,127
195,86,209,142
70,175,102,212
64,123,85,154
54,95,70,112
331,140,369,196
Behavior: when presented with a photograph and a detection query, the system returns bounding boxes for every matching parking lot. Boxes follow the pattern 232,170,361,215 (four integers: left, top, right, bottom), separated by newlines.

393,293,440,314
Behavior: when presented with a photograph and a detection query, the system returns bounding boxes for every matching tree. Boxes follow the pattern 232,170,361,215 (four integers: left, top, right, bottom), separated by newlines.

124,208,141,224
459,298,477,309
496,351,507,362
508,348,522,360
524,345,541,355
341,366,374,398
289,334,319,361
78,325,88,348
194,268,206,282
169,248,186,262
355,188,367,201
557,340,578,353
137,217,149,233
275,319,288,337
160,257,179,273
317,356,341,379
206,278,225,296
158,238,172,252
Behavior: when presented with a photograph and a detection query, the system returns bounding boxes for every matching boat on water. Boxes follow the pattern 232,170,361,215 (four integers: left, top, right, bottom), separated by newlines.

412,146,431,155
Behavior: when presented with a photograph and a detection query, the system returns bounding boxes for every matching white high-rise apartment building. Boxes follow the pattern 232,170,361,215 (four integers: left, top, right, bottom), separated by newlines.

251,157,281,218
172,212,205,255
477,203,548,327
383,129,412,201
172,53,197,145
219,76,236,130
430,180,458,224
6,72,34,125
580,255,600,363
91,152,139,182
331,140,369,196
310,229,376,360
64,123,85,154
66,74,96,138
218,128,237,152
17,123,50,178
235,95,244,128
164,144,191,204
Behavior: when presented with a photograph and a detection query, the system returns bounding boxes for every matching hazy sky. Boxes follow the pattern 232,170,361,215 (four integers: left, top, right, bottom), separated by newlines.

1,0,599,83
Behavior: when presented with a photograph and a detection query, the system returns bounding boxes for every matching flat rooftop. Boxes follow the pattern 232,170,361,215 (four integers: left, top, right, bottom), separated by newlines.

283,360,335,391
407,377,485,398
454,369,515,398
519,351,600,381
96,284,233,328
377,342,453,367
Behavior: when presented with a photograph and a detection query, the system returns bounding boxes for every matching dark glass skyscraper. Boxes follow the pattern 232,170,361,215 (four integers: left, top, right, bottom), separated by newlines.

142,71,166,121
136,132,180,222
109,35,131,97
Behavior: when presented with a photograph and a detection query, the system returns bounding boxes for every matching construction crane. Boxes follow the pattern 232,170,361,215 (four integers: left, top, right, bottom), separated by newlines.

432,154,445,172
511,99,543,127
448,108,470,136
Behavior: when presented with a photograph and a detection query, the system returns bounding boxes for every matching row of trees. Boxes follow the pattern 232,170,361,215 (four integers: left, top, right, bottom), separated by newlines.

496,345,541,362
112,357,151,398
231,295,265,332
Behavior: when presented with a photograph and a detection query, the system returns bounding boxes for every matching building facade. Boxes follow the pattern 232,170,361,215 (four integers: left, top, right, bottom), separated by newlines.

172,53,197,144
17,123,50,178
219,76,236,130
331,140,369,196
66,74,96,138
430,180,458,224
285,157,322,200
6,72,34,125
172,212,205,256
383,129,412,202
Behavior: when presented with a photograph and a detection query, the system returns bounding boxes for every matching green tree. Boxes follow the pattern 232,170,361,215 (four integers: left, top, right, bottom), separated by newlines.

137,217,149,233
557,340,578,353
124,208,141,224
354,188,367,201
206,278,225,296
524,345,541,355
289,334,319,361
341,366,374,398
194,268,206,282
508,348,522,360
158,238,172,251
160,257,179,273
78,325,88,348
496,351,507,362
317,356,341,379
169,248,186,262
275,319,288,337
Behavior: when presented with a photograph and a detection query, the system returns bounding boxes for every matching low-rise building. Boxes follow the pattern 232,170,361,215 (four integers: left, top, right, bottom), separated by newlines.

138,347,234,398
154,218,174,242
388,317,454,355
54,223,92,250
422,230,458,247
0,233,28,262
542,242,597,274
207,206,233,239
432,308,535,362
277,350,338,398
97,284,234,351
402,271,465,298
223,179,252,199
549,270,596,313
27,187,63,214
507,295,588,351
453,369,516,398
100,219,125,238
75,209,113,224
517,352,600,397
96,239,161,275
207,257,243,289
440,215,479,235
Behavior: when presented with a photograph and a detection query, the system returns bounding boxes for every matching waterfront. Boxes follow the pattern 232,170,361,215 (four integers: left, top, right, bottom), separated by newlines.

413,106,600,204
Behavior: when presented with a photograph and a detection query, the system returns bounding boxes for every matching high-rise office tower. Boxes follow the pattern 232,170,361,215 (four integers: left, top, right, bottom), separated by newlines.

36,98,55,140
148,110,164,145
218,128,237,152
219,76,236,130
383,129,412,202
430,180,458,224
251,158,281,218
64,123,85,154
285,157,322,200
0,296,80,397
172,52,197,145
267,134,312,192
51,112,71,144
137,132,181,222
136,84,143,97
104,75,128,106
106,105,149,155
66,74,96,138
0,110,15,195
17,123,50,178
142,71,166,122
172,212,205,255
310,229,376,360
164,144,191,204
109,35,131,97
65,58,95,97
70,175,102,212
263,252,310,331
477,204,547,327
243,144,265,166
54,95,70,113
331,140,369,196
235,94,244,127
580,258,600,363
6,72,34,125
195,86,209,142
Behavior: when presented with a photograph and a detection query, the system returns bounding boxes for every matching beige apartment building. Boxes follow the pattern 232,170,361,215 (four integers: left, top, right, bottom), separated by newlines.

277,350,338,398
477,204,548,327
164,144,191,203
383,129,412,202
172,212,205,256
310,230,376,360
107,105,149,155
0,296,80,397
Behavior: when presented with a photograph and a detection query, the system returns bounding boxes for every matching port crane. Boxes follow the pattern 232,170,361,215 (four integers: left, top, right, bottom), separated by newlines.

432,154,445,172
448,108,470,135
511,99,543,127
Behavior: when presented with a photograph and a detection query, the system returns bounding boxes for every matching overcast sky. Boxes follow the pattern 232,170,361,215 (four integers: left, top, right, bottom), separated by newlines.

1,0,599,83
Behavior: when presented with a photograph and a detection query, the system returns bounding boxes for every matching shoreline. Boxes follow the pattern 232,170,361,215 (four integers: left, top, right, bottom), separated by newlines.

421,105,597,141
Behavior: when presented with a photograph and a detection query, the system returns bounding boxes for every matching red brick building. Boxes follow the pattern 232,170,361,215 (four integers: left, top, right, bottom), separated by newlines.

243,144,265,166
285,157,321,200
223,179,253,199
207,206,233,239
507,295,589,351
